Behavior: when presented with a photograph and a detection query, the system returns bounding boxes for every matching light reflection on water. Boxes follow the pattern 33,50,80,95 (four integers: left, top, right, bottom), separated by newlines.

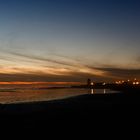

104,89,106,94
90,89,111,94
0,87,118,104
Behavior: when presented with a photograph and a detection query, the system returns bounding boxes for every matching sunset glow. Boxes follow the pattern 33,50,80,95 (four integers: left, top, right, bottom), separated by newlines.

0,82,82,85
0,1,139,127
0,0,139,82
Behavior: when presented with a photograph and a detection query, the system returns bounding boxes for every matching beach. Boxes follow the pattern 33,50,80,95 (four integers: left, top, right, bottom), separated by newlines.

0,88,140,129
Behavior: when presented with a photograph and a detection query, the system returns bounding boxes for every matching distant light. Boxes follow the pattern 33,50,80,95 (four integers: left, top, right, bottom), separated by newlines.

103,82,106,85
122,80,124,83
133,82,136,85
128,80,130,82
134,78,137,81
91,82,94,85
136,82,139,85
118,81,121,84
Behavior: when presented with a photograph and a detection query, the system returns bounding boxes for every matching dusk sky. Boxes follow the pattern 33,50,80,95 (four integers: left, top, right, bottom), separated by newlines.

0,0,140,82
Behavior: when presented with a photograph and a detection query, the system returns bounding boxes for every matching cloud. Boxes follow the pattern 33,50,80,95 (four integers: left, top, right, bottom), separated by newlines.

3,51,105,75
0,71,108,82
0,50,139,82
96,67,140,79
7,51,77,67
0,61,139,82
137,56,140,62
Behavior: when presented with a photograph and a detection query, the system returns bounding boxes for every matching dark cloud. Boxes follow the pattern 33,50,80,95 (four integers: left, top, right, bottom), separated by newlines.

0,71,106,82
0,66,139,82
8,51,77,67
96,67,140,79
137,56,140,62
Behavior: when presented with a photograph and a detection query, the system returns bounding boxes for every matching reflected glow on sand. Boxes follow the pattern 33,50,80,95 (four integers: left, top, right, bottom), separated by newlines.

0,84,119,104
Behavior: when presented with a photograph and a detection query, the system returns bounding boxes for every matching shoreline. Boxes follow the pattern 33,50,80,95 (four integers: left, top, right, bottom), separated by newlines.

0,88,119,105
0,91,138,111
0,88,121,105
0,90,139,128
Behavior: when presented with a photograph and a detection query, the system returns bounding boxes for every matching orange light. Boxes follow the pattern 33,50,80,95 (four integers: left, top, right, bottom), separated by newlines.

133,82,136,85
91,82,94,85
136,82,139,85
0,81,82,85
118,81,121,84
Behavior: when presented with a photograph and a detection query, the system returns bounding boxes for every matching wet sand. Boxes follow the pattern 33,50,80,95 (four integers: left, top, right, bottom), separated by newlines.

0,89,140,129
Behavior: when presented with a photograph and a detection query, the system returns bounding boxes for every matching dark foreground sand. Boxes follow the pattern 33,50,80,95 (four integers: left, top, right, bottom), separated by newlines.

0,89,140,128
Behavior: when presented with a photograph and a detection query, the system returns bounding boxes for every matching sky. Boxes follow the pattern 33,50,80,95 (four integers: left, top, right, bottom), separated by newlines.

0,0,140,82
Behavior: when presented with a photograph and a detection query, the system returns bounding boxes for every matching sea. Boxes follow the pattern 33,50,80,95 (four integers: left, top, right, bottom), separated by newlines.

0,84,118,104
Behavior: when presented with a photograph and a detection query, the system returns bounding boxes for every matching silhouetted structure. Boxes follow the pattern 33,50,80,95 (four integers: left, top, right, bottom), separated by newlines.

87,78,91,87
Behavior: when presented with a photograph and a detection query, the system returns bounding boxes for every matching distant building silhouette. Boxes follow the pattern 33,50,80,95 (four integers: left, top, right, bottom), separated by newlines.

87,78,91,87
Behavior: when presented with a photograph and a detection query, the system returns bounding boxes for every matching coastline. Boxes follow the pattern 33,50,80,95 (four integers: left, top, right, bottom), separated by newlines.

0,88,139,128
0,90,139,114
